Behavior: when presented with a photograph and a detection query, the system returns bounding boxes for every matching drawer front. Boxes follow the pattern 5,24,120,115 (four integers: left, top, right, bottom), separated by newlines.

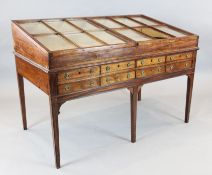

166,61,192,73
136,66,165,78
166,52,193,62
58,78,99,94
101,71,135,86
101,61,135,74
58,66,100,83
137,56,165,67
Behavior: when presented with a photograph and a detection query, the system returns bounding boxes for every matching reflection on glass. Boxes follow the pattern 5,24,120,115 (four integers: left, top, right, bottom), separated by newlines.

131,17,158,26
155,26,186,37
35,34,76,51
93,18,123,28
89,31,125,45
113,17,141,27
137,27,171,39
20,22,55,35
115,29,150,42
44,20,80,33
68,19,101,31
65,33,103,47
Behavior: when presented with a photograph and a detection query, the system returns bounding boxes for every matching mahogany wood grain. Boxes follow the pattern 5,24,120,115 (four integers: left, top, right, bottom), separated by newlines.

16,73,27,130
138,86,142,101
185,74,194,123
12,14,199,168
130,86,138,143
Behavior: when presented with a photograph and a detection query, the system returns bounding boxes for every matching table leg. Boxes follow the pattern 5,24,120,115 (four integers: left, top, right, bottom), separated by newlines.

130,87,138,143
17,73,27,130
138,86,142,101
49,97,60,168
185,74,194,123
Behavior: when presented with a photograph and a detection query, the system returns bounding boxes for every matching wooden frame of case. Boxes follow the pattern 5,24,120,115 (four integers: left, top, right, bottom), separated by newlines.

12,14,199,168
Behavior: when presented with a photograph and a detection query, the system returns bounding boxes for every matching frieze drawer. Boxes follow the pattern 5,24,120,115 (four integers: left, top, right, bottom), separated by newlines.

137,56,165,67
166,61,192,73
101,71,135,86
58,78,100,94
101,61,135,74
136,66,165,78
166,52,193,62
58,66,100,83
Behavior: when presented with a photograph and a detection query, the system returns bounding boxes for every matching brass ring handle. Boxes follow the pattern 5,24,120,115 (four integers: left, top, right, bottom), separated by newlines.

141,70,145,75
90,81,94,86
64,85,71,91
106,66,110,71
127,63,131,67
90,69,94,74
64,72,70,79
106,77,110,82
170,65,174,70
127,73,131,78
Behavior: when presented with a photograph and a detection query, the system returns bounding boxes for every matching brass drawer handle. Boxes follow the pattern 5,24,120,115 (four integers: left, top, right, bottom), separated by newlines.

90,68,94,74
185,63,189,67
64,72,70,79
127,63,131,67
158,58,161,62
106,66,110,71
106,77,110,83
140,60,144,65
141,70,145,75
186,54,190,58
170,65,174,70
64,85,71,91
169,56,172,61
127,73,131,78
158,67,162,72
89,81,95,86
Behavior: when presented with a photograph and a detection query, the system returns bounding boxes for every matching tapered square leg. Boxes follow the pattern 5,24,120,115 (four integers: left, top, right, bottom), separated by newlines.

130,87,138,143
17,73,27,130
49,97,60,169
138,86,142,101
185,74,194,123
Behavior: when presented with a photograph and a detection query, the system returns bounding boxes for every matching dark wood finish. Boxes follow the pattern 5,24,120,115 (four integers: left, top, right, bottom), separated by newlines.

11,14,199,168
130,87,138,143
185,74,194,123
138,86,142,101
16,73,27,130
49,97,60,169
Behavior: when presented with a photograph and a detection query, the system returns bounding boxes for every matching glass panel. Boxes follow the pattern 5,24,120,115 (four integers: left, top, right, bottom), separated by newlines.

136,27,171,39
35,35,76,51
65,33,103,47
131,17,158,25
20,22,55,35
89,31,125,45
93,18,123,28
113,17,142,27
44,20,80,33
68,19,101,31
115,29,150,42
155,26,186,37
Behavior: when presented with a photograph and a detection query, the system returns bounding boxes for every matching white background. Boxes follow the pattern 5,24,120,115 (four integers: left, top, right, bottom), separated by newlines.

0,0,212,175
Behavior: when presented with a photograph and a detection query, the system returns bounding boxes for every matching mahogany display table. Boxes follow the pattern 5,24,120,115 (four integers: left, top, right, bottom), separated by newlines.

12,14,199,168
